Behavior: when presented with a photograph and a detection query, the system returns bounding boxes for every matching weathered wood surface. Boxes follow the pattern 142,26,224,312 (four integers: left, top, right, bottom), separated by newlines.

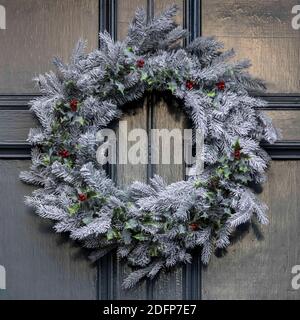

202,0,300,93
114,99,149,300
202,0,300,300
0,0,99,94
0,108,295,145
150,95,188,300
117,0,147,40
202,161,300,300
0,110,38,143
0,161,97,300
264,110,300,141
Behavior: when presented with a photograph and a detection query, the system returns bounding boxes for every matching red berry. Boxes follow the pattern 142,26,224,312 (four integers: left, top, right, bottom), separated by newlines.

234,149,241,160
186,80,194,90
78,193,88,202
70,99,78,112
136,58,145,68
58,149,70,158
189,223,200,231
216,81,225,91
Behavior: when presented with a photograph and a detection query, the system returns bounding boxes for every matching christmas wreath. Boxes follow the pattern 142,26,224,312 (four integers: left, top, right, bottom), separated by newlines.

20,6,279,289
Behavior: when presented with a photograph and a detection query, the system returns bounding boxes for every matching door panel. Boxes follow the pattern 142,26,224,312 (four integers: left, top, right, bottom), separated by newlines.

202,161,300,300
0,110,37,143
202,0,300,93
117,0,147,40
0,0,99,94
151,95,187,300
265,110,300,141
114,99,149,300
154,0,184,25
0,161,97,300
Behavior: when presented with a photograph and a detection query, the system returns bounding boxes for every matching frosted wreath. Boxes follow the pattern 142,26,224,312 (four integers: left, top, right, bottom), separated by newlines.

20,6,279,289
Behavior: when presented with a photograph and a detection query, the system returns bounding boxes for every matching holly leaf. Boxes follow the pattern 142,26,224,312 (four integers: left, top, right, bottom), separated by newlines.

106,229,115,241
224,207,232,216
115,82,125,94
204,192,215,201
68,203,80,216
194,180,203,189
141,71,148,81
106,229,121,241
178,224,186,235
124,47,135,57
207,91,216,98
239,165,249,173
201,212,209,219
122,229,132,245
132,233,147,241
64,158,74,168
125,219,138,230
149,247,159,257
82,217,93,225
234,139,241,151
223,166,231,179
74,116,85,126
42,155,51,166
167,81,177,93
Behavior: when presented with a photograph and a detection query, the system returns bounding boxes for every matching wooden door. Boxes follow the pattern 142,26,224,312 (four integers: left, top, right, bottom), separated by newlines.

0,0,299,300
